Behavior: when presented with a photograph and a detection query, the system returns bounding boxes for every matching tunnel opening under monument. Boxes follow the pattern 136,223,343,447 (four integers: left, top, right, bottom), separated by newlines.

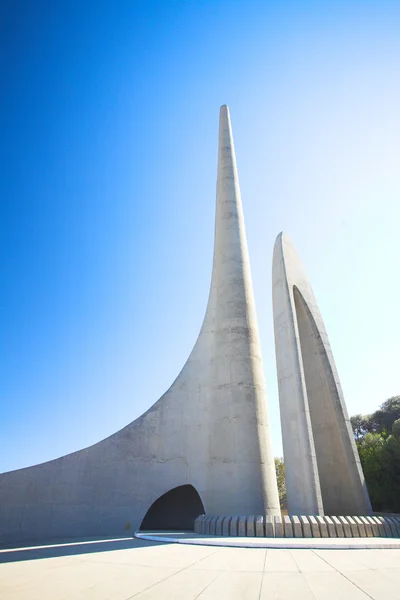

139,485,205,531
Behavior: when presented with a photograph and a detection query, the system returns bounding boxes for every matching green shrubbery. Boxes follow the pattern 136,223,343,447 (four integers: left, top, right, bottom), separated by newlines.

275,396,400,513
350,396,400,513
275,457,287,510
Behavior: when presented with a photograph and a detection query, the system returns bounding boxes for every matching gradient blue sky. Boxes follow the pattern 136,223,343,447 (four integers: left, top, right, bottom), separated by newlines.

1,0,399,472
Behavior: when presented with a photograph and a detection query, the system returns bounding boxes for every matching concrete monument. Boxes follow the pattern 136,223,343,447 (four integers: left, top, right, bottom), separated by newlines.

0,106,280,546
272,232,372,517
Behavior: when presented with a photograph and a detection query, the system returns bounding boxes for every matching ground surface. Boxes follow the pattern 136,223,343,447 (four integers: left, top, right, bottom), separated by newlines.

136,531,400,549
1,537,400,599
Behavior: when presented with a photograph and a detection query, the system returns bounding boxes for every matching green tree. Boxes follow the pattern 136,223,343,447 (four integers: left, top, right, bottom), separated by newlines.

392,418,400,439
352,397,400,513
350,414,372,441
371,396,400,434
275,457,286,511
350,396,400,438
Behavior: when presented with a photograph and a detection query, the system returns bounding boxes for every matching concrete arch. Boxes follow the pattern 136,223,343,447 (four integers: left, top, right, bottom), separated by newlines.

140,484,205,531
272,232,371,516
0,106,280,546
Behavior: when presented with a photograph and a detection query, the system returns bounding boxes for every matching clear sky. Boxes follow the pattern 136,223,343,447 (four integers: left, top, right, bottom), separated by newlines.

1,0,399,473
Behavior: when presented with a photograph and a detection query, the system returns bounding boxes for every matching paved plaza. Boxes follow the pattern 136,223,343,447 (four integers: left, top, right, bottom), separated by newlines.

1,537,400,599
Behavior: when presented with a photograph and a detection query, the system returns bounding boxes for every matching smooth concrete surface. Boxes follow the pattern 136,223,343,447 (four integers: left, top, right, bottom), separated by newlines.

332,517,344,538
196,514,400,539
324,516,337,538
317,516,328,538
272,232,372,517
283,516,293,537
265,515,275,537
0,106,280,546
1,537,400,599
301,516,312,538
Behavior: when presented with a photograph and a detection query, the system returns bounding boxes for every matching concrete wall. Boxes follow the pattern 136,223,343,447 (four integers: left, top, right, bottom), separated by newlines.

0,106,280,546
272,232,372,517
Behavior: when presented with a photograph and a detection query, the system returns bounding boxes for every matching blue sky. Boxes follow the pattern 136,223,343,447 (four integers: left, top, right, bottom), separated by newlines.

1,0,399,472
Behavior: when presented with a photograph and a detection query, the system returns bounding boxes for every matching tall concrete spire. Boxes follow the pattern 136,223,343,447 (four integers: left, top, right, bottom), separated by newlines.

272,232,372,516
196,104,281,516
211,105,250,303
0,106,279,546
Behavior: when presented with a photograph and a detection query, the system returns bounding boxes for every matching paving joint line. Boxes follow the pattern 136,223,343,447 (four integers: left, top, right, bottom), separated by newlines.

311,549,375,600
258,549,268,600
194,571,222,599
126,547,222,599
287,549,301,572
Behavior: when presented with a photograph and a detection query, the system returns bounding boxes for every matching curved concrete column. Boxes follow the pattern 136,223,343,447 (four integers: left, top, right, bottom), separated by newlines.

272,232,371,517
0,106,280,546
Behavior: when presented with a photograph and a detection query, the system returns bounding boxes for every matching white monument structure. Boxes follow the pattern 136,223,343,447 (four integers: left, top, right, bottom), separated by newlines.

0,106,281,545
3,105,395,544
272,233,372,517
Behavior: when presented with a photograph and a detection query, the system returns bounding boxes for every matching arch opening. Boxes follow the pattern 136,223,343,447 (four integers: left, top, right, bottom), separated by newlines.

140,485,205,531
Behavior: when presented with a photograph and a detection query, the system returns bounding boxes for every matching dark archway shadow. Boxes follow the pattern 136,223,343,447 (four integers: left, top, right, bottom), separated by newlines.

140,484,205,531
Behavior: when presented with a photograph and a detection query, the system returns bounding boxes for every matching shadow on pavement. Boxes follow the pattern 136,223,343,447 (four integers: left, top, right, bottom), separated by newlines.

0,535,167,564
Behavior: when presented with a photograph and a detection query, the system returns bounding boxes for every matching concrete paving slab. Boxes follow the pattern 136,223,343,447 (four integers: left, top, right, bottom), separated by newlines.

348,548,400,570
134,567,219,600
289,549,335,572
313,549,371,572
192,547,266,572
259,572,314,599
2,561,177,600
87,542,216,569
264,548,299,572
197,571,263,600
66,565,180,600
128,543,217,569
1,537,400,600
343,568,400,600
303,571,371,599
378,567,400,584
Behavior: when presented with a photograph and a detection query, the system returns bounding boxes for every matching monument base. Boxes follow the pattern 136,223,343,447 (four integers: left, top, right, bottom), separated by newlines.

194,514,400,538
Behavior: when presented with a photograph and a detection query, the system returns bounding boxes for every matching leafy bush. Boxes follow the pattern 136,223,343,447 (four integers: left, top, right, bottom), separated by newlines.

351,397,400,513
274,457,287,510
